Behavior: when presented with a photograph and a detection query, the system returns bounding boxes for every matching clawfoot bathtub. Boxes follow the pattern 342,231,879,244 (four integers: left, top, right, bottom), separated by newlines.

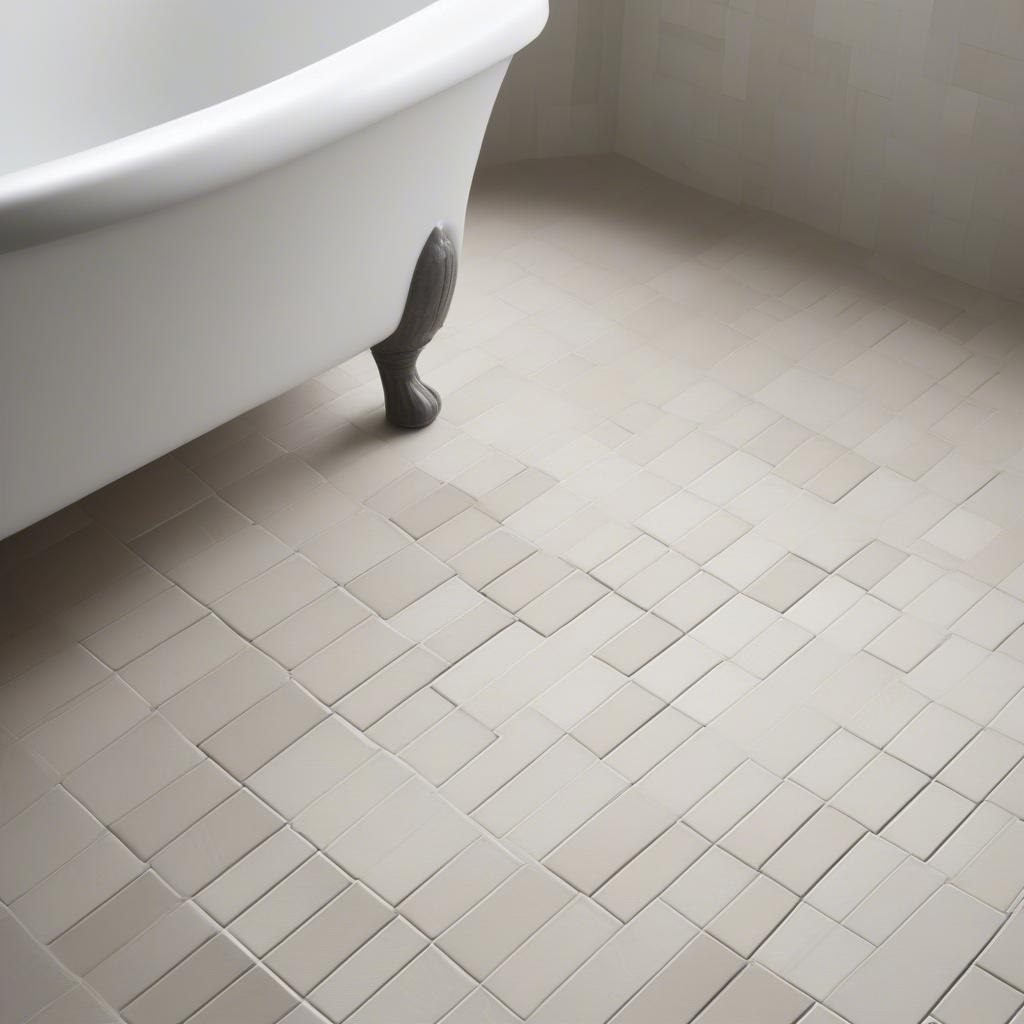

0,0,548,540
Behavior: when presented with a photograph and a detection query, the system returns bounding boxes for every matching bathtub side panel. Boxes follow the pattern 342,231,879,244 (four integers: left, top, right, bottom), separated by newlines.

0,64,507,539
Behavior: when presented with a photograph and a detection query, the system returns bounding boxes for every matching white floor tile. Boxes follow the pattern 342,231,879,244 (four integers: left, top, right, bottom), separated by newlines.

4,157,1024,1024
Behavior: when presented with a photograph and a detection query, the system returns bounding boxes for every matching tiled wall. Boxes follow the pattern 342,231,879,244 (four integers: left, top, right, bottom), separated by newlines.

615,0,1024,302
483,0,1024,303
480,0,625,164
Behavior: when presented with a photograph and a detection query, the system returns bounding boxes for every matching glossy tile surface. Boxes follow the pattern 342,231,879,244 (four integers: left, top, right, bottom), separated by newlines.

2,156,1024,1023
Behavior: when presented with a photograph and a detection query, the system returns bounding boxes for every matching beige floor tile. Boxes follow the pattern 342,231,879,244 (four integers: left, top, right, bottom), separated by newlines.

184,965,298,1024
443,709,563,813
300,511,408,584
264,883,393,995
437,865,573,980
0,909,74,1024
347,544,454,619
83,587,205,670
830,752,929,832
195,828,314,926
213,555,334,640
255,588,369,669
401,709,495,785
595,822,708,921
881,781,974,859
979,906,1024,991
694,962,811,1024
529,900,697,1024
159,647,287,743
63,714,203,824
201,681,325,780
482,552,573,612
229,853,349,957
398,836,519,938
336,648,447,730
764,806,866,895
545,788,675,895
85,903,217,1009
933,964,1024,1024
830,886,1002,1024
12,831,142,944
293,618,412,704
150,789,282,896
168,526,291,604
596,614,682,675
485,897,620,1016
5,158,1024,1024
388,577,482,642
49,869,179,976
572,682,664,757
612,932,744,1024
447,529,536,589
309,918,428,1022
426,599,513,663
344,947,474,1024
708,875,799,957
24,984,118,1024
121,933,252,1024
247,716,374,819
291,752,411,850
0,645,111,738
24,675,149,777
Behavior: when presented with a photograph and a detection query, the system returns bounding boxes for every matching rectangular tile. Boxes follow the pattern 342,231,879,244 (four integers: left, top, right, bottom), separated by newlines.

830,886,1004,1024
529,901,697,1024
437,866,573,981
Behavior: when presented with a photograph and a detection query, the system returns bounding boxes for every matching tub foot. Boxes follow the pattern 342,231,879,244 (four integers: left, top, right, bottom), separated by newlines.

372,226,457,429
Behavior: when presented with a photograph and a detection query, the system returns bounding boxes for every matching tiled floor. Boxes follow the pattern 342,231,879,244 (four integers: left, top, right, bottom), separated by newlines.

2,155,1024,1024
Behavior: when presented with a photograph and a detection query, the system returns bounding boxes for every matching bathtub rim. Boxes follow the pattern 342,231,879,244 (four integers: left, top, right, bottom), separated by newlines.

0,0,548,256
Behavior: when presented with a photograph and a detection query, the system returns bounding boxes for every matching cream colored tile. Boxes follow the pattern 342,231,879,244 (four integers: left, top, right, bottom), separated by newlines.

121,933,252,1024
529,901,696,1024
13,832,143,943
247,716,374,819
293,619,412,704
150,789,282,896
84,587,205,670
212,555,334,640
184,965,298,1024
85,903,217,1009
119,614,247,704
229,853,349,957
196,828,314,926
485,898,620,1017
398,837,519,939
347,544,454,619
0,910,74,1024
24,676,149,777
545,788,675,895
309,918,428,1023
201,681,326,780
168,526,290,604
255,587,369,669
112,758,238,860
264,883,393,995
708,875,798,958
300,511,408,584
612,932,743,1024
64,715,202,824
830,886,1002,1024
345,947,473,1024
50,870,179,976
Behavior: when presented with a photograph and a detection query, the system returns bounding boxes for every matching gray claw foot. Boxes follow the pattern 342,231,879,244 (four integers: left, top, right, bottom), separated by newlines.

372,226,457,429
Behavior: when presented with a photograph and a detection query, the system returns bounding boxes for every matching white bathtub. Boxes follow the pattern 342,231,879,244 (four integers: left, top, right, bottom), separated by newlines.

0,0,547,540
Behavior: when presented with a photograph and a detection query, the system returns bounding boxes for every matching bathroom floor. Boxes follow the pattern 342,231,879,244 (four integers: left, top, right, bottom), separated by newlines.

3,155,1024,1024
